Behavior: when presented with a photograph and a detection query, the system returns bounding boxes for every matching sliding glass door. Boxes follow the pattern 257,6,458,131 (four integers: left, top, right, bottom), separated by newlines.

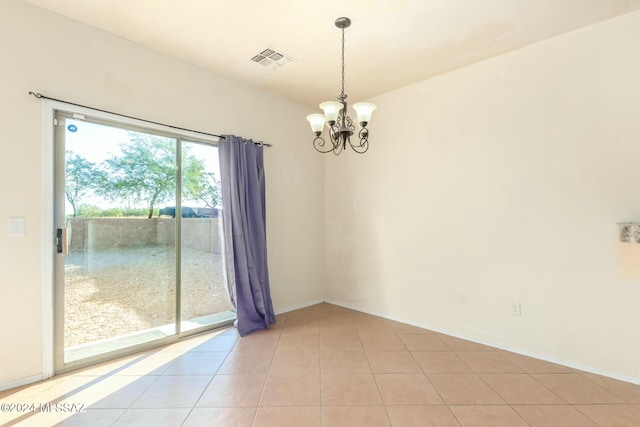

53,110,234,372
179,140,234,332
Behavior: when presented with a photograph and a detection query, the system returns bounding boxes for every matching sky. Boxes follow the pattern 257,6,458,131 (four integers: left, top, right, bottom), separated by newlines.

64,118,221,213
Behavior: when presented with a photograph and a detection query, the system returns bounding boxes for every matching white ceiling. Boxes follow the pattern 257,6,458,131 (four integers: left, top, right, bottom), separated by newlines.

21,0,640,108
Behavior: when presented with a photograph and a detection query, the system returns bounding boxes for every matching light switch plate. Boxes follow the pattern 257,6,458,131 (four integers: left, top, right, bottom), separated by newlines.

9,217,25,236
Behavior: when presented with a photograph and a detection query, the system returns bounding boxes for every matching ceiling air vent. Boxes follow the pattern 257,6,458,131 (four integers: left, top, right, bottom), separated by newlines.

251,48,294,70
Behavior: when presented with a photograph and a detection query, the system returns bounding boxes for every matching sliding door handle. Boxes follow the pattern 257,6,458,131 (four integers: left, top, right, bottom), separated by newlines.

56,228,68,254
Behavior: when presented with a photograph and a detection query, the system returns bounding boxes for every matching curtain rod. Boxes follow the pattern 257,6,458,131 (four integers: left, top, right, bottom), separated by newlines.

28,91,272,147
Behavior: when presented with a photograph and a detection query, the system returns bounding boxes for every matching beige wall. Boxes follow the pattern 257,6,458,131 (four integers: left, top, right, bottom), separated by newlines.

0,0,324,387
325,11,640,383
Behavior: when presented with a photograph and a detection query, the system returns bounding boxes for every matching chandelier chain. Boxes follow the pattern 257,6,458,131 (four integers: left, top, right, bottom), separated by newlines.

340,27,346,100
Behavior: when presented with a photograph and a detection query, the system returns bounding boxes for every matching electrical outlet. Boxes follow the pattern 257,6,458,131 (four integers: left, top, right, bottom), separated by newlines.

511,302,522,316
8,217,25,236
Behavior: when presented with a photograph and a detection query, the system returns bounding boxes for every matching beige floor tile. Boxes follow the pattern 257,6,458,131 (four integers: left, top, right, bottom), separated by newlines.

360,334,407,351
110,352,181,376
276,334,319,353
260,374,321,406
582,373,640,403
574,404,640,427
196,374,266,407
0,408,35,426
354,317,396,334
157,331,228,353
499,351,574,373
480,373,565,404
270,350,320,374
4,375,101,405
6,376,104,409
0,380,47,401
366,350,421,373
3,410,69,427
54,408,126,427
412,351,474,373
532,373,624,404
182,407,256,427
280,322,320,337
428,374,504,405
253,406,321,427
282,311,319,323
162,351,227,375
320,332,364,352
322,406,391,427
399,334,449,351
186,335,239,352
437,335,497,352
131,375,211,408
386,405,461,427
7,303,640,427
449,405,529,427
513,405,598,426
4,407,118,427
320,350,372,374
319,320,357,332
318,320,359,334
375,373,444,405
456,351,523,374
70,354,149,377
217,351,273,375
321,373,383,406
81,375,159,408
283,314,320,328
271,313,288,327
389,322,434,335
111,408,190,427
232,331,281,354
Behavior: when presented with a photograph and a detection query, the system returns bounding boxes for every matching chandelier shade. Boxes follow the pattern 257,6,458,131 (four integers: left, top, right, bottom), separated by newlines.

352,102,377,125
306,113,326,133
319,101,343,123
306,17,376,155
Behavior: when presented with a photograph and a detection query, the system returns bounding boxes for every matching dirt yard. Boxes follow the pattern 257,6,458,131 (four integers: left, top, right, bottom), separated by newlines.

64,245,234,348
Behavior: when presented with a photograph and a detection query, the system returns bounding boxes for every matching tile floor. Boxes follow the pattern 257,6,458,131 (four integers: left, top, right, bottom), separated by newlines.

1,303,640,426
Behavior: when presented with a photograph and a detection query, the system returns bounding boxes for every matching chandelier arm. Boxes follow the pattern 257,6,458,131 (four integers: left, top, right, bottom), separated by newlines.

350,140,369,153
329,123,341,146
357,127,369,145
312,135,337,153
350,143,369,154
344,115,355,134
348,127,370,153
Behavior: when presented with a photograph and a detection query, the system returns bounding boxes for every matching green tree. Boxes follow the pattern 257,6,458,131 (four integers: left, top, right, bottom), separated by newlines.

100,133,177,218
183,167,221,209
65,151,101,217
99,133,216,218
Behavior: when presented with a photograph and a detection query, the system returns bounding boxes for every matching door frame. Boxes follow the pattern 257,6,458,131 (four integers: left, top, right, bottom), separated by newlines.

41,99,230,376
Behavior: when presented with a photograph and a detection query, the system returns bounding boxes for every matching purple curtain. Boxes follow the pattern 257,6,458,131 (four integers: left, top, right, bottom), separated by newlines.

219,135,275,336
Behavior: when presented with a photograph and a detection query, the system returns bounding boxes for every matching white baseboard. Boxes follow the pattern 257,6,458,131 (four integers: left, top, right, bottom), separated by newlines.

0,374,44,393
275,298,325,315
324,298,640,386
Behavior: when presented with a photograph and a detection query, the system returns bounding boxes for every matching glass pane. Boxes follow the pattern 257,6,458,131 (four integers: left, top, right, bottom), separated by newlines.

180,141,234,332
63,119,177,362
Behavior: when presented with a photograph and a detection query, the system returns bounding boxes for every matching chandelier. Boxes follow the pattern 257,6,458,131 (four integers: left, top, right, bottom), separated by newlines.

306,17,377,154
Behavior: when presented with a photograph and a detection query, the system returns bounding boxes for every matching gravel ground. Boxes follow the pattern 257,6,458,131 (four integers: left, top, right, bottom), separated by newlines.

64,245,234,348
